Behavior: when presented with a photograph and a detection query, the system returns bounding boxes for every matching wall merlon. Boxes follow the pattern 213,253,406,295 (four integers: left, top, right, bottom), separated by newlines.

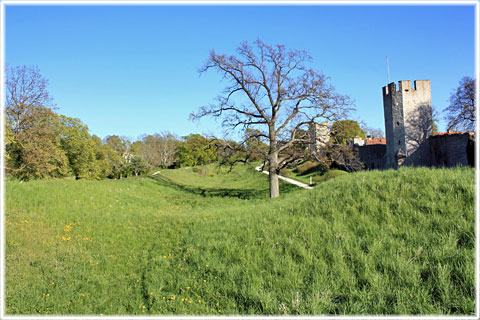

413,80,430,91
398,80,412,92
383,82,398,96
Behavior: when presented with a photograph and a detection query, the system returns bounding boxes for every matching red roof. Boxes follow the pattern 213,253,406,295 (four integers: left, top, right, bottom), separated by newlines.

433,131,464,136
365,138,386,145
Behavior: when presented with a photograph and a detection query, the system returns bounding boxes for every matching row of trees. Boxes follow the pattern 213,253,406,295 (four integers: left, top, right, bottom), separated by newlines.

5,41,475,197
4,66,224,181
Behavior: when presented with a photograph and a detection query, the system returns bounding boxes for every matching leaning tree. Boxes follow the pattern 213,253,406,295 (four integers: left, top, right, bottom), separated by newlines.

191,40,353,198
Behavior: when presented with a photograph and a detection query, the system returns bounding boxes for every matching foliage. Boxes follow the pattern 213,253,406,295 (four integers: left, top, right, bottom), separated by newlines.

104,135,131,178
244,128,269,162
312,168,348,183
56,116,99,179
176,134,217,167
443,76,476,131
127,155,150,177
5,166,474,315
330,120,366,144
293,160,323,175
5,65,69,180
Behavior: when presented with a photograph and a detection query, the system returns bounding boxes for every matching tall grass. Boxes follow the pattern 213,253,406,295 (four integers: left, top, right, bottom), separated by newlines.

5,165,475,315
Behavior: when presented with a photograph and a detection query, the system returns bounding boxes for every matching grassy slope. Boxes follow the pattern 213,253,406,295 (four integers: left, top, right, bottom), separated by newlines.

5,165,475,315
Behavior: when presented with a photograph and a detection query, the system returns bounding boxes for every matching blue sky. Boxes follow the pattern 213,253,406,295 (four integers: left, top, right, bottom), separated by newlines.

5,3,476,141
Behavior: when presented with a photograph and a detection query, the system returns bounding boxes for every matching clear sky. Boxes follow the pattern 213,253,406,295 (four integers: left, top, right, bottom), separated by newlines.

5,2,476,141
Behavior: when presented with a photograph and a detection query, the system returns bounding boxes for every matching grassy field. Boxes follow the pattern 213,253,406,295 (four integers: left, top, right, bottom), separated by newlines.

5,164,475,315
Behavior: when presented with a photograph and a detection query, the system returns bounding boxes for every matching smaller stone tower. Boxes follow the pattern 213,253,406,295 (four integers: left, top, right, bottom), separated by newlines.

309,121,330,154
383,80,432,168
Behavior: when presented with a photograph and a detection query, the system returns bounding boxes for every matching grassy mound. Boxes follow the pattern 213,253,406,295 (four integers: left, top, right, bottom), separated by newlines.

5,165,475,315
312,168,348,183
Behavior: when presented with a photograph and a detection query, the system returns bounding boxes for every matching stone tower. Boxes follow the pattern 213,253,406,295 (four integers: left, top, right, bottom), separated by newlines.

383,80,432,168
309,121,330,154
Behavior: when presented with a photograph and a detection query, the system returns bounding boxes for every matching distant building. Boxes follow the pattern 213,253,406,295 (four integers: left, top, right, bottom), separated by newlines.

309,121,330,154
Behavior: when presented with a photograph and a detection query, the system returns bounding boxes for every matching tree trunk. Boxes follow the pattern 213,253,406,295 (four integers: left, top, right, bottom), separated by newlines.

268,151,280,198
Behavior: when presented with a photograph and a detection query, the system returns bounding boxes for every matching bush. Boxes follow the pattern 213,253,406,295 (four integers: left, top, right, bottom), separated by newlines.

312,169,348,183
294,161,326,175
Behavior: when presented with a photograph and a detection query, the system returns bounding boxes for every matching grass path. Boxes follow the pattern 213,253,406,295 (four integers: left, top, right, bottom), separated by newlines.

255,165,314,189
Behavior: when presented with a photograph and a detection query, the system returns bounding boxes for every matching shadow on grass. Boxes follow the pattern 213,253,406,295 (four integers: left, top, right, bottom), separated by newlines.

147,174,299,200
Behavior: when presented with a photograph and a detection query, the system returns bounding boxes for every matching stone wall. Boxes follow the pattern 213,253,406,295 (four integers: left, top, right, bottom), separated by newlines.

356,144,386,170
354,133,474,170
429,133,475,167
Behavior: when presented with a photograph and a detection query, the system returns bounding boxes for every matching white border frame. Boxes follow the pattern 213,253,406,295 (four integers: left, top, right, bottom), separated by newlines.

0,0,478,319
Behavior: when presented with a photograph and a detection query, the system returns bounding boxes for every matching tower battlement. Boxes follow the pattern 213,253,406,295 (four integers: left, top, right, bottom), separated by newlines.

383,80,430,96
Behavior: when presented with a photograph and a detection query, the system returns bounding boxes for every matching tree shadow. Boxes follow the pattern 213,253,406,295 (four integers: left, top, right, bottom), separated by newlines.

147,174,299,200
405,103,433,154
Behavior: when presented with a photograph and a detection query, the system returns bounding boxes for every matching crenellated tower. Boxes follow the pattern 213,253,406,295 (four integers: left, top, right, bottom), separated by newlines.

383,80,432,168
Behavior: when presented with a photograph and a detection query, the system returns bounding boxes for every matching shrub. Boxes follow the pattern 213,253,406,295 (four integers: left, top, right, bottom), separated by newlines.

279,168,291,177
294,161,326,175
313,169,348,183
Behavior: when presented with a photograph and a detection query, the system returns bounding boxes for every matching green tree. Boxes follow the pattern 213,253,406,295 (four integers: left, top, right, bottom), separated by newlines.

104,135,131,178
127,155,149,176
176,134,217,167
244,128,269,162
5,65,69,180
56,115,99,179
91,135,116,179
330,120,366,144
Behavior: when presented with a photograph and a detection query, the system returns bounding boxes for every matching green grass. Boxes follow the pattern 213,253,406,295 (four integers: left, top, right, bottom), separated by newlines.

5,164,475,315
155,162,298,198
284,160,347,186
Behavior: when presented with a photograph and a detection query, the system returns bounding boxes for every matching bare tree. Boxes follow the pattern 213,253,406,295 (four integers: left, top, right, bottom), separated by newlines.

6,65,55,137
444,76,476,132
191,40,353,198
157,132,180,168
